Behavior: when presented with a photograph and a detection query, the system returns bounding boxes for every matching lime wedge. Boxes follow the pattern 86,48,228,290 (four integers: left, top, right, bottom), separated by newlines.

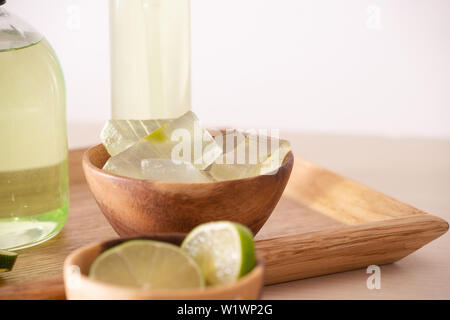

181,222,256,286
0,250,18,272
89,240,204,290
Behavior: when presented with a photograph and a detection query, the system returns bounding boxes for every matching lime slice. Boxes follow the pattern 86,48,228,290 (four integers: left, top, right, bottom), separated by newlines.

0,250,18,272
181,222,256,286
89,240,204,290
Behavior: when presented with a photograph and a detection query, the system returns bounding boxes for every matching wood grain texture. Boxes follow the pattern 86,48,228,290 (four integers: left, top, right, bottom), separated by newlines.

257,214,448,285
0,277,65,300
283,158,425,225
83,144,294,235
0,147,447,300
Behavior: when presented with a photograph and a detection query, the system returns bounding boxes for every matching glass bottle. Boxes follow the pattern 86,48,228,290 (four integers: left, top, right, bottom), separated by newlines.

0,0,69,250
109,0,191,120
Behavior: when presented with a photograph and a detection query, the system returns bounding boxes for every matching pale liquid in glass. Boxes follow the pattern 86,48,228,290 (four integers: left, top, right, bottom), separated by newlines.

0,40,69,250
110,0,191,120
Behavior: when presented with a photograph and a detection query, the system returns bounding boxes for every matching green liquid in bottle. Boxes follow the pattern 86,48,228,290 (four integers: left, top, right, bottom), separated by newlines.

0,39,69,250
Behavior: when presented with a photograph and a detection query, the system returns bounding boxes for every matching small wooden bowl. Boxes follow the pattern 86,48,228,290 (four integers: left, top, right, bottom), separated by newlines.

82,143,294,236
63,235,264,300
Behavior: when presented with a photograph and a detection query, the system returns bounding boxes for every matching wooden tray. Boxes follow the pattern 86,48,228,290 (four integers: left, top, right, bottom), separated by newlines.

0,148,447,299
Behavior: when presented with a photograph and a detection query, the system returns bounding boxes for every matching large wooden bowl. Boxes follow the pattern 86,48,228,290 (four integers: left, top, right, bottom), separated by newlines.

64,234,264,300
82,143,294,236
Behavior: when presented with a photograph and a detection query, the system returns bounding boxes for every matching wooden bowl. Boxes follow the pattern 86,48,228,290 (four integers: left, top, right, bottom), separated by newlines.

63,235,264,300
82,143,293,236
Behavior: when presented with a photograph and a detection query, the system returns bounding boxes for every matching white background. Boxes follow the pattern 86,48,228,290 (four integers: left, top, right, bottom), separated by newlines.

5,0,450,139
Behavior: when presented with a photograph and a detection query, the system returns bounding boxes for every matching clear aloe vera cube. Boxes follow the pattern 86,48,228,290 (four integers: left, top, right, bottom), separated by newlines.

140,111,222,169
208,162,260,181
101,119,170,156
103,144,213,182
208,132,291,181
212,131,247,165
102,148,146,179
259,138,291,174
103,111,222,179
141,159,212,182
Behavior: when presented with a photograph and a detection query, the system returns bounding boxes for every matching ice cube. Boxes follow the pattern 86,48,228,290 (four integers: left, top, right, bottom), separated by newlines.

208,133,291,181
101,119,170,156
141,159,212,182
